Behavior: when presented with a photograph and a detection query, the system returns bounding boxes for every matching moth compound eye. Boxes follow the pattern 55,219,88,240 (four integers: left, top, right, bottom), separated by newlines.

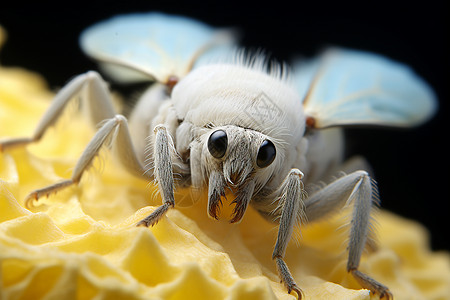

208,130,228,158
257,140,276,168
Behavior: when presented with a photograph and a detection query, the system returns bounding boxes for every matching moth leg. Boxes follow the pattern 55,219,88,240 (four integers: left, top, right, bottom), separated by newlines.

304,170,393,300
0,71,116,151
272,169,306,299
25,115,148,208
136,125,175,227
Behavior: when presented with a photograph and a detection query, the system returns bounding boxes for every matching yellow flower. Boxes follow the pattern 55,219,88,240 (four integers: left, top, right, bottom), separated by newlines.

1,27,449,300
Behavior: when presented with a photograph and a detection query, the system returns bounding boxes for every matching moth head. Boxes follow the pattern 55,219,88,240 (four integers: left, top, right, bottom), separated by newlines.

193,124,281,223
206,125,278,184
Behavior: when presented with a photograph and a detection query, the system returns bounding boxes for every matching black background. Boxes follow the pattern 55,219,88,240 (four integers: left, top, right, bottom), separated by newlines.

0,1,448,250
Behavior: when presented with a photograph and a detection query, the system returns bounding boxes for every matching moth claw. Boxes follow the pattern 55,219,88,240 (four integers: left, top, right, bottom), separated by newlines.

289,284,303,300
24,192,39,209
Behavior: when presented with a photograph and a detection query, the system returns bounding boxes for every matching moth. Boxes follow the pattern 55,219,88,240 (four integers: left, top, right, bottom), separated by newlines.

0,12,437,299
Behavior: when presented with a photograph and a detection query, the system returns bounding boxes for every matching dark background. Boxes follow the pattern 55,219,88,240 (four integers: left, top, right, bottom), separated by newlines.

0,1,448,250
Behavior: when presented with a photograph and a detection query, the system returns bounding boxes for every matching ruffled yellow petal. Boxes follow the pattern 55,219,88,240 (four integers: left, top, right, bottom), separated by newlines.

1,27,449,300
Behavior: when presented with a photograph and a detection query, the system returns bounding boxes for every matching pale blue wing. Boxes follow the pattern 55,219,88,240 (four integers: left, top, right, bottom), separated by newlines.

292,48,437,128
80,12,236,84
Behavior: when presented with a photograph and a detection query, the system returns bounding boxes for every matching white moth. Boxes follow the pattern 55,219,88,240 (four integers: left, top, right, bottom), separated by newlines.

0,12,437,299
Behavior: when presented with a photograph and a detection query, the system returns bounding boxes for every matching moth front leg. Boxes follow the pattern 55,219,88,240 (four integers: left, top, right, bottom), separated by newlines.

272,169,307,299
137,125,176,227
